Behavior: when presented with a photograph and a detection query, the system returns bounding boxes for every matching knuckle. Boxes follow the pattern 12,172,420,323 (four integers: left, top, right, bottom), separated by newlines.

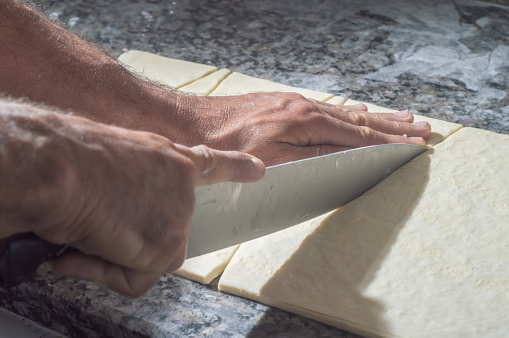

356,103,368,110
392,121,406,131
352,113,368,126
358,126,375,139
31,151,83,242
291,101,318,120
171,153,197,183
193,144,217,170
285,92,306,100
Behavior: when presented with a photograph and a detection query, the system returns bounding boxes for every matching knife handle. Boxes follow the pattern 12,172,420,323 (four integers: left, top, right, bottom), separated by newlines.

0,233,70,288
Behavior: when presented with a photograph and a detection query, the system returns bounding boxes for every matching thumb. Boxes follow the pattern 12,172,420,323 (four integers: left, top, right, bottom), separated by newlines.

173,144,265,186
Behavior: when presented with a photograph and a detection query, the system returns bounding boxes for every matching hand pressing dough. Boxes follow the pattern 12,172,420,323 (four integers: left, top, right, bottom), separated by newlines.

344,99,462,147
219,127,509,337
179,69,231,96
118,50,217,88
210,72,334,101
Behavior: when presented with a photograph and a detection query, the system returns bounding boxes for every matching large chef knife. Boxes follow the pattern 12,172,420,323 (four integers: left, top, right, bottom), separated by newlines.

187,143,426,257
0,144,425,287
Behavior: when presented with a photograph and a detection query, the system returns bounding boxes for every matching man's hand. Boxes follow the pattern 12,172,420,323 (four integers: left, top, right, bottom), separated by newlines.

174,93,431,166
0,1,430,168
0,99,265,297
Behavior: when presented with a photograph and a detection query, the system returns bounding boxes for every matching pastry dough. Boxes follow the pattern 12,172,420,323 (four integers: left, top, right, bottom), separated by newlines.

179,69,231,96
344,99,462,147
210,72,334,101
173,245,239,284
325,96,347,105
119,50,217,88
219,127,509,337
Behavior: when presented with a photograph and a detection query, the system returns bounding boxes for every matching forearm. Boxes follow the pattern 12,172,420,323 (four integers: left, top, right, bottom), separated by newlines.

0,0,191,143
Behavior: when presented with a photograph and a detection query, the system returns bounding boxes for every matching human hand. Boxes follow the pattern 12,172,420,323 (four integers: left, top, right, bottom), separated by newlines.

176,93,431,166
0,1,429,170
3,105,265,297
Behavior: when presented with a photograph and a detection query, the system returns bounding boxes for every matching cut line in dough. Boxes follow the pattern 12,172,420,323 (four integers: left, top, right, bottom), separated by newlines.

179,69,231,96
324,96,347,105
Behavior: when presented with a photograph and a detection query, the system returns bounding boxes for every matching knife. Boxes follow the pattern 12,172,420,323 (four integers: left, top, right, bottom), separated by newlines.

0,143,425,287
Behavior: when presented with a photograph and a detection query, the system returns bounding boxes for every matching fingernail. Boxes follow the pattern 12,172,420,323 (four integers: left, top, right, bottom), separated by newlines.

244,154,266,182
412,121,429,127
250,156,262,165
246,154,265,169
395,110,409,117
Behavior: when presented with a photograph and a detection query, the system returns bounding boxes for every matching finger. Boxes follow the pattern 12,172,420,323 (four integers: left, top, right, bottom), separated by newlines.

317,110,431,139
366,110,415,123
327,107,427,135
173,144,266,186
308,117,427,148
342,103,369,111
312,100,416,123
310,99,369,113
49,252,163,297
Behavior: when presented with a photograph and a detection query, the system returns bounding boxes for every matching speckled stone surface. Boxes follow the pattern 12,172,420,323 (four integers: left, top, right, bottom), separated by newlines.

37,0,509,134
1,266,357,337
2,0,508,337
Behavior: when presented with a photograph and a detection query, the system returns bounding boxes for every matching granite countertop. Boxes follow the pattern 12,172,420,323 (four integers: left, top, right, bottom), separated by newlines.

1,0,508,337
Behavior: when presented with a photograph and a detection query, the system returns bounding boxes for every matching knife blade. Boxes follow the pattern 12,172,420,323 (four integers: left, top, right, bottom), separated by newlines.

0,143,425,287
187,143,426,257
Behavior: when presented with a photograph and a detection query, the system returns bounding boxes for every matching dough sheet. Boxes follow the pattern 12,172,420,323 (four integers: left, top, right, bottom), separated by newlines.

119,50,217,88
210,72,334,101
219,127,509,337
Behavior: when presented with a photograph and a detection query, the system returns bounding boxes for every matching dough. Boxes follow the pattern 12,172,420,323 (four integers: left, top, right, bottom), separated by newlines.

219,127,509,337
210,72,334,101
179,69,231,96
173,245,239,284
325,96,347,105
118,50,217,88
344,99,462,147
